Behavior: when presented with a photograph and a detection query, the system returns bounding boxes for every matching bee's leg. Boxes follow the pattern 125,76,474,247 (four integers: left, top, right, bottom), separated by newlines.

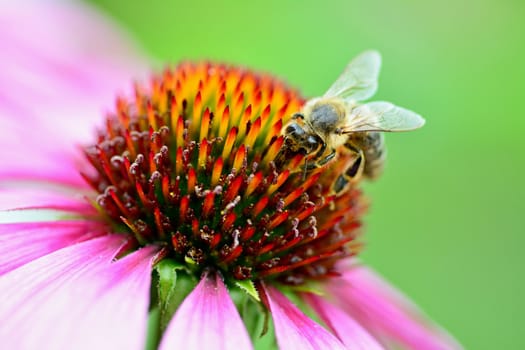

332,148,364,194
274,148,286,169
317,148,336,166
304,148,335,171
333,174,349,194
313,139,327,160
343,141,364,176
344,150,364,178
302,147,336,180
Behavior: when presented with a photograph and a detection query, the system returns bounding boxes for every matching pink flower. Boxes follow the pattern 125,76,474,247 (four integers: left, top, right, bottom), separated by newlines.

0,1,462,349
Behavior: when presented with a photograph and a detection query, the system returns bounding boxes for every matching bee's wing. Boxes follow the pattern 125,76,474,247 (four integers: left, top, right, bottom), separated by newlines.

323,50,381,101
343,101,425,132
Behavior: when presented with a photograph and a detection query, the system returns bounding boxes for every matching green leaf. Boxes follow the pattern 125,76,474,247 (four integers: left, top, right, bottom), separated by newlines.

234,279,260,301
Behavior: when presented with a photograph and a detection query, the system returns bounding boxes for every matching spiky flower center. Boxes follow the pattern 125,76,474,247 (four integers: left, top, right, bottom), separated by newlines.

82,62,364,284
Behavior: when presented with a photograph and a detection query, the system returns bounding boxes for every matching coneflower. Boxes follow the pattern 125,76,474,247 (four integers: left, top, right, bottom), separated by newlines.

0,2,462,349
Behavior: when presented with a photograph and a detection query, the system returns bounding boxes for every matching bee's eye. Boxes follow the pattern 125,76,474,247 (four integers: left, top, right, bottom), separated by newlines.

306,135,319,149
292,113,305,120
286,123,304,136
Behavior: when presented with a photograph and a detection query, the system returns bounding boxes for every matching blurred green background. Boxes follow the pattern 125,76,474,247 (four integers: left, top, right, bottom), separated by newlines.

90,0,524,348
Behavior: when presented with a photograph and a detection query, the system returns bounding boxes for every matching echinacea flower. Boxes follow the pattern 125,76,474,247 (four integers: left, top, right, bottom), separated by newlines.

0,2,462,349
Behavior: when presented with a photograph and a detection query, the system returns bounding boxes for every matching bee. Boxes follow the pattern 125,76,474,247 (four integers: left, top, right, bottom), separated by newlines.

276,50,425,193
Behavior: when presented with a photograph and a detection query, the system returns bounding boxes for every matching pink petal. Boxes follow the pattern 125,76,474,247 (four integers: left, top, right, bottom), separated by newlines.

264,285,346,350
0,1,150,184
0,186,94,212
0,235,157,350
0,148,90,187
0,0,148,133
327,264,463,350
0,220,106,275
303,293,384,350
159,272,253,350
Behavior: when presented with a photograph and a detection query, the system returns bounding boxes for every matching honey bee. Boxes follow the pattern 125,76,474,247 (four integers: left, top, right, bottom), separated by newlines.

276,50,425,193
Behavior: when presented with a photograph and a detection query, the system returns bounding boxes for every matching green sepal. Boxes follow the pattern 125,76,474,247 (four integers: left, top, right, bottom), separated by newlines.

287,281,325,296
144,307,160,350
156,258,185,303
154,258,197,331
184,255,197,265
234,279,260,302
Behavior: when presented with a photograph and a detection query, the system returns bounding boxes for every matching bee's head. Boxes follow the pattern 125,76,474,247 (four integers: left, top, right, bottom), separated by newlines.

284,120,322,155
